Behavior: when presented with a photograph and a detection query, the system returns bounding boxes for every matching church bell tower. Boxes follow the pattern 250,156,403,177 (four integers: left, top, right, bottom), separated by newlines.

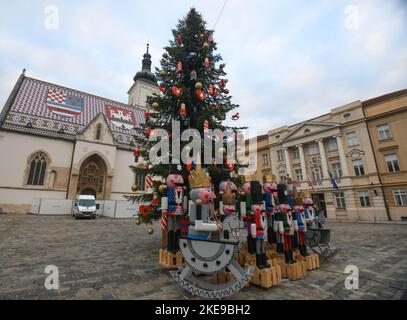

128,43,159,108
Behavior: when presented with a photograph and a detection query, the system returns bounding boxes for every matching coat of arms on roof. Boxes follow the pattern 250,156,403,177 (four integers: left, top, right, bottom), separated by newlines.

46,89,83,118
106,105,136,130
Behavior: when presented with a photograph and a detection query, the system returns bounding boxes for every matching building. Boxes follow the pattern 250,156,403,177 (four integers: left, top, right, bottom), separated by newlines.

0,45,159,214
255,98,396,222
363,89,407,221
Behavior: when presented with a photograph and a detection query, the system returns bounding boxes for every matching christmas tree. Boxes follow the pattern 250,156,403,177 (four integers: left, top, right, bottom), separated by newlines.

127,8,246,224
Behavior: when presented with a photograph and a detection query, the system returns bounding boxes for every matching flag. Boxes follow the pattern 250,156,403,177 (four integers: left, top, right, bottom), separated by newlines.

306,175,317,192
329,171,339,191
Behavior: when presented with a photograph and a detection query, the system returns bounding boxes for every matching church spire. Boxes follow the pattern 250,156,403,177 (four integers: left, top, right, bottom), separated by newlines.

134,43,156,84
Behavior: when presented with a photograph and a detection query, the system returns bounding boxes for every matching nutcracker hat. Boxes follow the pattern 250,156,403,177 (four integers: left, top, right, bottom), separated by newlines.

251,181,263,204
188,164,211,189
277,183,287,204
264,174,277,183
303,190,312,198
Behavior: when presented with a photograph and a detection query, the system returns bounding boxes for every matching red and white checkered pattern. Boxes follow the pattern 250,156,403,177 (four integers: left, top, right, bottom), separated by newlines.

47,90,65,103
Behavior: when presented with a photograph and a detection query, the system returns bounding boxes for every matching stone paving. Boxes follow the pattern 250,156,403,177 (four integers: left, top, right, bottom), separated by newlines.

0,214,406,300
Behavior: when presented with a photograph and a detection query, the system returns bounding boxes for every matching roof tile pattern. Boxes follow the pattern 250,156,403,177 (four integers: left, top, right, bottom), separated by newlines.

3,77,145,144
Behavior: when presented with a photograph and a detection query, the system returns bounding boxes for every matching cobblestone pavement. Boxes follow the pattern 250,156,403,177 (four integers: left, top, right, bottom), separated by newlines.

0,214,406,300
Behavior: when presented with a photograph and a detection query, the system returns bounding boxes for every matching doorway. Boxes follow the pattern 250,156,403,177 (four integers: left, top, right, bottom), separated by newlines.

312,193,327,217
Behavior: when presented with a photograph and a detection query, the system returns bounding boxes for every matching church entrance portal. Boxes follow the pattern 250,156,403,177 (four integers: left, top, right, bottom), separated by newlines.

77,154,107,200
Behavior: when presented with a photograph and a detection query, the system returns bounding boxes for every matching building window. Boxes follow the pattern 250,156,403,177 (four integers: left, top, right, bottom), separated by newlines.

331,163,342,179
311,167,322,185
393,189,407,206
278,171,286,183
294,168,303,182
346,132,358,146
327,138,338,151
96,124,102,140
308,143,319,156
353,159,365,176
262,153,269,166
27,152,48,186
334,192,346,209
377,124,391,140
277,150,284,162
292,148,300,159
359,191,371,207
384,154,400,172
135,172,146,191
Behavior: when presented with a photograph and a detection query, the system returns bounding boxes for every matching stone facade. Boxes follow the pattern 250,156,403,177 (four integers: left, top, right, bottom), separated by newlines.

363,89,407,221
253,96,404,222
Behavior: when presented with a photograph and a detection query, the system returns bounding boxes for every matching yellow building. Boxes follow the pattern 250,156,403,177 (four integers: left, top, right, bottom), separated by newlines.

363,89,407,221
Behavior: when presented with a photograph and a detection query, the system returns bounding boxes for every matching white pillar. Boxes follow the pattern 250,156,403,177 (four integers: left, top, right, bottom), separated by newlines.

284,148,292,178
335,134,349,177
317,139,329,178
297,144,307,181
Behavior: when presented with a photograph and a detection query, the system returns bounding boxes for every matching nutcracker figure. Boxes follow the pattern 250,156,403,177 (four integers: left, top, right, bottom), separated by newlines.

187,165,219,240
161,165,188,253
219,180,237,240
240,179,255,254
250,181,270,269
281,203,295,264
293,195,308,256
263,175,278,245
302,191,318,228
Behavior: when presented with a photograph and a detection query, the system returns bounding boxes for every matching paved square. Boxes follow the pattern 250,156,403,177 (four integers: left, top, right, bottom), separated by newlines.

0,214,406,300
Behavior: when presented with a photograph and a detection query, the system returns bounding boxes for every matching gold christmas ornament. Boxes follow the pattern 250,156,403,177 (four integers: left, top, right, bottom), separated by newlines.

135,219,141,225
152,102,159,109
158,184,167,194
188,165,211,188
147,227,154,235
159,70,166,76
203,42,210,49
195,82,203,90
131,184,138,192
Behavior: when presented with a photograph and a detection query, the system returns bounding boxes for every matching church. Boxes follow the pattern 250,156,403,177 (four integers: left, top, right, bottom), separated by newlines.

0,46,159,214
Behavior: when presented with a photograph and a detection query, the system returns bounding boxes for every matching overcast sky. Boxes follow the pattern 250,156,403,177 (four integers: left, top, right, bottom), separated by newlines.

0,0,406,135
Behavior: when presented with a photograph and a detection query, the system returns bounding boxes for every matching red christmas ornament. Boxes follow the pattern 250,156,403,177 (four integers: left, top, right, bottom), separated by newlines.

177,34,182,46
172,86,183,97
159,84,166,93
133,149,140,162
196,89,206,101
186,161,193,171
144,111,150,119
146,128,151,136
179,103,187,118
220,79,226,89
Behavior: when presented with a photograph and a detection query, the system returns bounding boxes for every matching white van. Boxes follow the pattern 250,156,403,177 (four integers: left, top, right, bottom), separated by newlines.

72,195,97,219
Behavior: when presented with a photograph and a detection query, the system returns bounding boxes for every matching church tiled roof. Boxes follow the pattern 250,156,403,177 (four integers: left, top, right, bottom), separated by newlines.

0,75,145,145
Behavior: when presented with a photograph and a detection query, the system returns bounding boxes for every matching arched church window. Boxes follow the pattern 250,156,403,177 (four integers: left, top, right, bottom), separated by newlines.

96,124,102,140
27,152,48,186
48,170,57,188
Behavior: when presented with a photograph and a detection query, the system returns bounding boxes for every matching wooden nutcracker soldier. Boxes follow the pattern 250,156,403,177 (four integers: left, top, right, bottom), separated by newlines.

187,165,219,240
302,191,318,228
250,181,270,269
161,164,188,253
263,175,278,245
293,195,309,256
240,177,255,254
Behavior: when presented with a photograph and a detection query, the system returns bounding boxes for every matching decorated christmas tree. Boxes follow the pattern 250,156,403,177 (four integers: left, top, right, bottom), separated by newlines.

127,8,245,225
